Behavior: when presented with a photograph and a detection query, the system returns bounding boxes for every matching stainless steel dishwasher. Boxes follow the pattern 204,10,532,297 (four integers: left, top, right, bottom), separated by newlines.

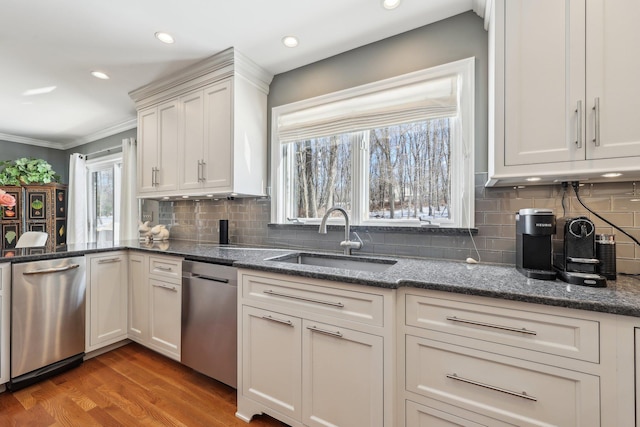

181,260,237,388
11,256,86,390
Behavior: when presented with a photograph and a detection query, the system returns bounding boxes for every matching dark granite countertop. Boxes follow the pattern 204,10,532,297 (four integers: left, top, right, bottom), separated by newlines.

4,239,640,318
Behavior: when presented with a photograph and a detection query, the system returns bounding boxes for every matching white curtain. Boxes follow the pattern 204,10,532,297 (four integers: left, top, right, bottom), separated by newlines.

67,153,87,244
119,137,138,241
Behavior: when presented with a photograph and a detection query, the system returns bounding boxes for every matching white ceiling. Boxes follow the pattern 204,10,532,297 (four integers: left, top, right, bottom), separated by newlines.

0,0,477,149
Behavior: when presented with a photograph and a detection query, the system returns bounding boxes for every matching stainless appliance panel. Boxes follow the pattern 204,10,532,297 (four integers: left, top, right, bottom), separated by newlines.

11,257,86,379
181,260,237,388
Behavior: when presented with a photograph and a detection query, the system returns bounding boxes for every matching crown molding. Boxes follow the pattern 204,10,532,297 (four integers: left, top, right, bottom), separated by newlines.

62,118,137,150
0,118,137,150
0,132,59,148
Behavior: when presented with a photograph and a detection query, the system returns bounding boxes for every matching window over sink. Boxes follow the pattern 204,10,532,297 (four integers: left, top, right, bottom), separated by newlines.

271,58,475,228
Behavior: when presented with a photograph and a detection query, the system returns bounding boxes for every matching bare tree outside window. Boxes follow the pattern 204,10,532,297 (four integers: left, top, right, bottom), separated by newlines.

286,118,451,223
369,119,450,221
291,134,352,219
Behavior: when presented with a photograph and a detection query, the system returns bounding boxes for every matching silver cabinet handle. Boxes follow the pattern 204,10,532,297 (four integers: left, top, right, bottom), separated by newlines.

200,159,206,182
446,373,537,401
98,257,122,264
152,282,178,292
23,264,80,275
575,100,582,148
155,265,173,272
262,315,294,327
446,316,537,335
592,97,600,147
197,160,203,182
307,325,343,338
263,289,344,308
152,167,160,186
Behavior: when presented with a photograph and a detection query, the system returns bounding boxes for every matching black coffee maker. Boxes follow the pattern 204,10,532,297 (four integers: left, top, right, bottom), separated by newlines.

515,209,556,280
553,216,606,287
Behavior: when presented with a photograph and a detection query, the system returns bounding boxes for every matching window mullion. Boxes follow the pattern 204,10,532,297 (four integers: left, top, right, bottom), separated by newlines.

351,131,368,225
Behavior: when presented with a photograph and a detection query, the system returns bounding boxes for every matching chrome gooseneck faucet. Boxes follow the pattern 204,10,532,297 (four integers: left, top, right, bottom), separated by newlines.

318,206,363,255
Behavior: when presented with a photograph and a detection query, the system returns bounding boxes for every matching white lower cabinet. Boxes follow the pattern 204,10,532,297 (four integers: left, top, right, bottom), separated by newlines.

237,270,394,427
0,263,9,386
86,252,128,352
405,335,599,427
302,319,383,427
127,253,148,343
398,288,620,427
241,306,302,420
127,252,182,361
148,277,181,360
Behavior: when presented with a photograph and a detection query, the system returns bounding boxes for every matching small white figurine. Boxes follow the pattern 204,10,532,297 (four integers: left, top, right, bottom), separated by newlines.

150,224,170,241
138,221,152,241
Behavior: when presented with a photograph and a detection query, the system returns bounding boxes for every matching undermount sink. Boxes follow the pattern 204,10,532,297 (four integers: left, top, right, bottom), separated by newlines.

266,252,397,273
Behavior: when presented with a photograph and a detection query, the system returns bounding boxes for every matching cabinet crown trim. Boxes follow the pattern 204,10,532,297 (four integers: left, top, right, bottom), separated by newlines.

129,47,273,106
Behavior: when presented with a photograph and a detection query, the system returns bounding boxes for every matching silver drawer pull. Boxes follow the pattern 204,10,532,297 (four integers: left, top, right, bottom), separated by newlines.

447,373,537,401
263,289,344,308
155,265,173,272
446,316,537,335
23,264,80,275
307,325,343,338
98,257,121,264
152,283,178,292
262,315,294,327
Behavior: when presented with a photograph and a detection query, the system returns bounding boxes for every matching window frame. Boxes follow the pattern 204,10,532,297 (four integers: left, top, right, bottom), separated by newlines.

85,153,122,242
270,58,475,228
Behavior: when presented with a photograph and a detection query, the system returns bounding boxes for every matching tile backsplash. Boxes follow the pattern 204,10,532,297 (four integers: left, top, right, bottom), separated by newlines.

147,173,640,274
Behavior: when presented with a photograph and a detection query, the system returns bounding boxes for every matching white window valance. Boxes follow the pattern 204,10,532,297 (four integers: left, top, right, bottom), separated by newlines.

276,75,458,143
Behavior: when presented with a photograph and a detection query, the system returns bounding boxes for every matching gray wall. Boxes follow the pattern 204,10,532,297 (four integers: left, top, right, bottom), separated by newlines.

0,128,136,184
267,11,488,171
0,139,68,183
64,128,136,159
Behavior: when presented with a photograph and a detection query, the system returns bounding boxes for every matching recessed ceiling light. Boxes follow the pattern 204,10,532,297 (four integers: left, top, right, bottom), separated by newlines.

282,36,299,48
22,86,57,96
382,0,401,10
91,71,110,80
155,32,175,44
602,172,622,178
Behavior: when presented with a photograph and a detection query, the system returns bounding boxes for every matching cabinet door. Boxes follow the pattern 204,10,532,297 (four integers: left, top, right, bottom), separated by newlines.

148,278,181,360
0,263,9,385
586,0,640,160
202,79,232,190
179,89,205,190
87,253,128,351
302,320,383,427
240,306,302,421
128,253,148,343
156,100,180,193
137,107,159,194
503,0,585,166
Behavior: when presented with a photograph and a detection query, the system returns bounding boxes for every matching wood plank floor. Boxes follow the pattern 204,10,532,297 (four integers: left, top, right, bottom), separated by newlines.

0,342,289,427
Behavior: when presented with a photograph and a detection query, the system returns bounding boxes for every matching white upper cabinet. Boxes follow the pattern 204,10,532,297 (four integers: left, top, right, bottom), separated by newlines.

131,48,273,198
137,100,180,194
488,0,640,186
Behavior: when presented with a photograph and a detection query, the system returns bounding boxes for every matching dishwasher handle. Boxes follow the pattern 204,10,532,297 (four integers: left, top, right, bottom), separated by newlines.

22,264,80,275
189,273,230,284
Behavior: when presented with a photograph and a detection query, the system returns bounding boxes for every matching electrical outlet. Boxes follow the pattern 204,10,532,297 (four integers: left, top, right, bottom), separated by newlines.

142,212,153,222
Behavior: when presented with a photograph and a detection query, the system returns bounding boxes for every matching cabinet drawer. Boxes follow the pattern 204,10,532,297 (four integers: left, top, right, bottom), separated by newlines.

406,335,600,427
406,293,599,363
148,256,181,281
242,274,384,327
405,399,515,427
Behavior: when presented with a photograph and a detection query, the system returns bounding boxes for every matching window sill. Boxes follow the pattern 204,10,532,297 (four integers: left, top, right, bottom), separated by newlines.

268,223,478,235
